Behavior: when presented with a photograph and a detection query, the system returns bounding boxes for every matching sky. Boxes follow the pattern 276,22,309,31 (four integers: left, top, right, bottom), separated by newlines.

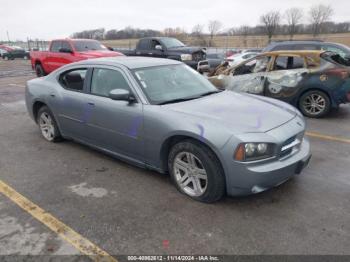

1,0,349,41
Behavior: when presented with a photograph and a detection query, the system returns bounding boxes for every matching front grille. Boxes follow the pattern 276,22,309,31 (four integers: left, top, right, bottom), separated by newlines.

192,52,206,61
280,135,299,158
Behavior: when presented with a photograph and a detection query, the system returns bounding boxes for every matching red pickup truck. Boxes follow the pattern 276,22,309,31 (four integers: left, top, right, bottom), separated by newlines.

30,39,123,76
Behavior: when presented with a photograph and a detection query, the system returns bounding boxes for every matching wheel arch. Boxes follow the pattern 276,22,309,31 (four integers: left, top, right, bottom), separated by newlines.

32,100,47,123
159,134,225,175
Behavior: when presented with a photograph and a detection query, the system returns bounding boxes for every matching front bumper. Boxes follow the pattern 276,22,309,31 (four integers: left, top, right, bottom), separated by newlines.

221,117,312,196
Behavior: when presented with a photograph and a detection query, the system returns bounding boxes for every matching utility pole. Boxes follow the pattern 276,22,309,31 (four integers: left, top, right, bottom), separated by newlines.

6,31,10,43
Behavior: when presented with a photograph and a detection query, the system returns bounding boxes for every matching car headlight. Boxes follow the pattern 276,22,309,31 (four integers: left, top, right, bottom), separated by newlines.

181,54,192,61
234,143,275,162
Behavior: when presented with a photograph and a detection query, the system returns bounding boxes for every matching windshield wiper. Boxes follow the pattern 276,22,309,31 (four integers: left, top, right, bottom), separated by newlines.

199,90,223,97
157,97,198,105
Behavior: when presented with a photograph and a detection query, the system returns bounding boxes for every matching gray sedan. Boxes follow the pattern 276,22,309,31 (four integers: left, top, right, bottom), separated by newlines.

25,57,311,202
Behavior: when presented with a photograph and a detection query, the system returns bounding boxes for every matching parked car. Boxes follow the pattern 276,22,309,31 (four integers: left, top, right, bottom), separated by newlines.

25,57,311,202
264,40,350,60
197,52,226,74
208,50,350,118
2,47,30,60
227,52,259,67
115,37,207,69
0,48,8,58
30,39,123,77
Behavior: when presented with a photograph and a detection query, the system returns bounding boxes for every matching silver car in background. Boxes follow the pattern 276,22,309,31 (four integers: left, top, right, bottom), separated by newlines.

25,57,311,202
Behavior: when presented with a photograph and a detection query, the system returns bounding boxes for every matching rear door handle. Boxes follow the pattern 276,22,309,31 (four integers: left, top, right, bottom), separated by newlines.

88,102,95,106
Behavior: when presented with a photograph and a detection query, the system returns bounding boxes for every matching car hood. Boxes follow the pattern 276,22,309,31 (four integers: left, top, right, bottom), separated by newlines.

77,50,124,58
167,46,205,54
165,91,297,134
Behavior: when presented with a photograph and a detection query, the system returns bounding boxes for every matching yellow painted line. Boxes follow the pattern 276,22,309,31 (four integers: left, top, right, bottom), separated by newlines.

0,179,117,262
306,131,350,144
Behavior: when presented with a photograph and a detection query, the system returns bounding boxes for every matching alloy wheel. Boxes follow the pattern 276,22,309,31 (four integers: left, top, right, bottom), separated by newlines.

39,112,55,141
302,93,326,116
173,152,208,197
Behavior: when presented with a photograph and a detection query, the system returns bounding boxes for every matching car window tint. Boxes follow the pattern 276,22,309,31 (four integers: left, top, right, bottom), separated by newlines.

60,69,87,91
91,68,131,97
61,41,72,52
51,41,61,52
272,45,295,51
138,39,149,49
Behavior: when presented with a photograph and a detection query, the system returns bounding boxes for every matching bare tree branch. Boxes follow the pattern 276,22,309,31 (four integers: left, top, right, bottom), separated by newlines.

260,11,281,42
285,8,303,39
309,4,334,36
208,20,223,47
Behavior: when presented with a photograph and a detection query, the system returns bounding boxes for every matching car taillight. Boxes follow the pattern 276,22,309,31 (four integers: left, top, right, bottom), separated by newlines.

326,68,350,79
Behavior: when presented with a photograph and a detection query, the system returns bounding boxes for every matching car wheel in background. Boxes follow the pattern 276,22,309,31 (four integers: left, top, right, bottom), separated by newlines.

37,106,62,142
4,56,9,61
168,140,225,203
35,64,46,77
23,55,28,60
299,90,331,118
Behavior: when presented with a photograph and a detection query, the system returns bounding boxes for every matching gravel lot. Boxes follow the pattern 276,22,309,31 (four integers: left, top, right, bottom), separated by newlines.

0,60,349,258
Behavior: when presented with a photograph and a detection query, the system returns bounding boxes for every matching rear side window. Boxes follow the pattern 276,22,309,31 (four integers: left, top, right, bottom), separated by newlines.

296,44,320,50
137,39,149,50
274,56,305,70
51,41,61,52
272,45,295,51
91,68,131,97
60,69,87,91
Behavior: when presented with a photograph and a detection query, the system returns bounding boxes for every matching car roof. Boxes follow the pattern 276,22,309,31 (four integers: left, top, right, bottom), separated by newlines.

262,50,324,56
75,56,182,69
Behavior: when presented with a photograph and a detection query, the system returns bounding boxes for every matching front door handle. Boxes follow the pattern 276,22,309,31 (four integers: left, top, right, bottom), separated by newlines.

87,102,95,106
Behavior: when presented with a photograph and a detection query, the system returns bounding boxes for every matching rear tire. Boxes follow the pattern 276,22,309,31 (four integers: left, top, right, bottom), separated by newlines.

37,106,62,142
299,90,331,118
35,63,45,77
4,56,8,61
168,140,225,203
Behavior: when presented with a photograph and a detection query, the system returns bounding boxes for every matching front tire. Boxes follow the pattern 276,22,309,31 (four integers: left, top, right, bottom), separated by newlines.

299,90,331,118
4,56,9,61
37,106,62,142
35,63,45,77
168,140,225,203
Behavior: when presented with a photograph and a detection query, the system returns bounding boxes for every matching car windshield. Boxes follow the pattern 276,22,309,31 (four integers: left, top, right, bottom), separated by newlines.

161,38,186,48
73,40,107,52
133,64,219,105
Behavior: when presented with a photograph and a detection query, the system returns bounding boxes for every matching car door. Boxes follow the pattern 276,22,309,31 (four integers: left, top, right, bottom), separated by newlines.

225,56,271,95
45,41,62,72
84,66,144,162
264,55,308,102
50,67,91,140
135,39,151,57
55,40,75,68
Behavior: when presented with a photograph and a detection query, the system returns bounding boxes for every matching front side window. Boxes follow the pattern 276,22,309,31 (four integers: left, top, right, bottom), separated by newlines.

60,69,87,91
133,64,218,105
150,40,162,50
161,38,185,49
51,41,61,52
61,41,72,52
91,68,131,97
234,56,271,75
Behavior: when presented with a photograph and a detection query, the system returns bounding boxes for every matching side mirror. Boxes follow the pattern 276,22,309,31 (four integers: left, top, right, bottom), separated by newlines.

106,46,114,51
59,48,73,54
155,45,163,51
109,89,136,103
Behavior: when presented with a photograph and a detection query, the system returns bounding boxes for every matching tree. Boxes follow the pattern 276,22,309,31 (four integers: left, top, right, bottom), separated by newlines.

208,20,223,47
238,25,250,47
285,8,303,39
191,24,207,46
260,11,281,42
309,4,334,36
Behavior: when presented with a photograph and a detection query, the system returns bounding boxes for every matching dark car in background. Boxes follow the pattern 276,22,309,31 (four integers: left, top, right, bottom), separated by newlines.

264,40,350,60
115,37,207,69
2,47,30,60
209,50,350,118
